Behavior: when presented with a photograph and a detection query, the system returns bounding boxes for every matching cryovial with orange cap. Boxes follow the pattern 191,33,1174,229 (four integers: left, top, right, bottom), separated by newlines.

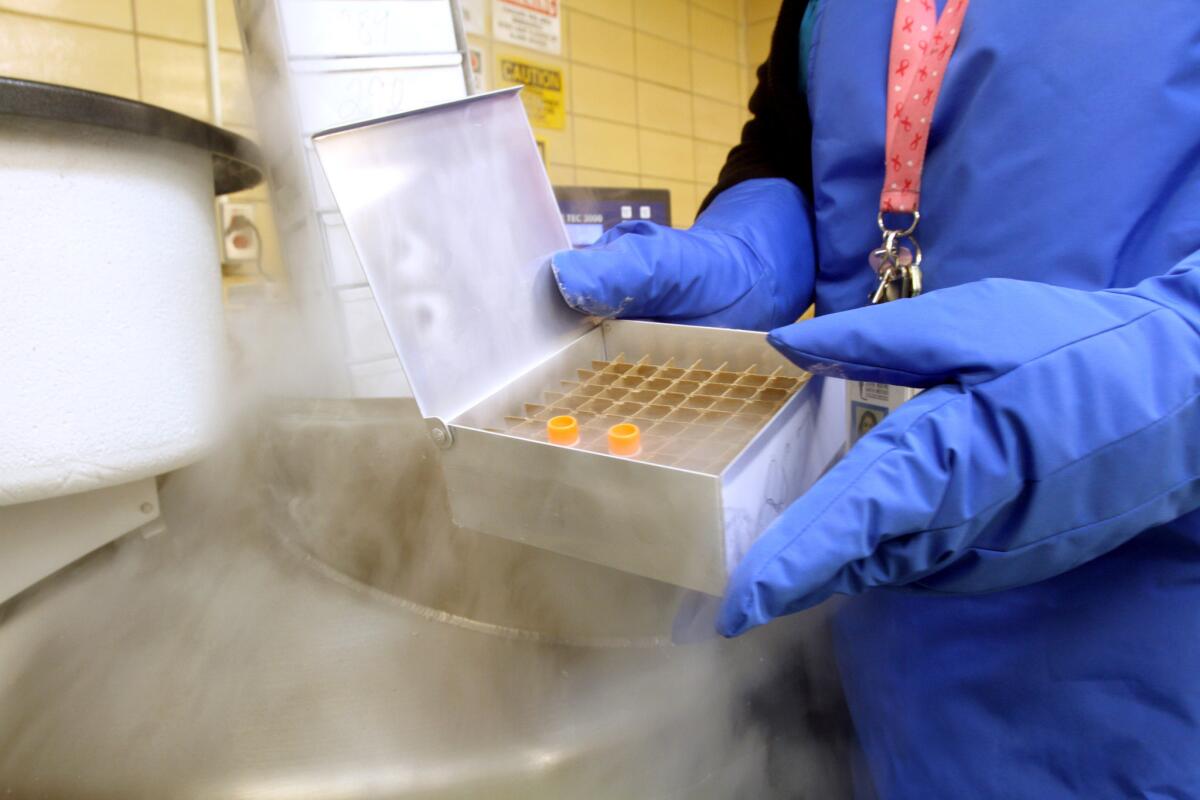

607,422,641,458
546,415,580,447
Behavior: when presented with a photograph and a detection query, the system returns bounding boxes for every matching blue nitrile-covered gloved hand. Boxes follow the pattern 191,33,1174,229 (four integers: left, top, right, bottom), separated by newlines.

718,251,1200,636
550,178,815,331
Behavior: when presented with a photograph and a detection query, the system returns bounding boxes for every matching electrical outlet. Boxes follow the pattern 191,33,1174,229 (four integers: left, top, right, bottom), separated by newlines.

219,200,260,263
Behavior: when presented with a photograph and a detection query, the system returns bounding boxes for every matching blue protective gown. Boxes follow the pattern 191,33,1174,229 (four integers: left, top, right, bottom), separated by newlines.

553,1,1200,796
797,1,1200,796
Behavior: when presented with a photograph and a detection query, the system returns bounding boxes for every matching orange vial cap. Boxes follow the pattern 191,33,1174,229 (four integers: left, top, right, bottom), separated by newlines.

607,422,642,457
547,415,580,446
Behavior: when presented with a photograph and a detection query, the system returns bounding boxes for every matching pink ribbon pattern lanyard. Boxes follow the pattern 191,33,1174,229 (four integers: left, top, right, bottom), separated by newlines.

870,0,971,303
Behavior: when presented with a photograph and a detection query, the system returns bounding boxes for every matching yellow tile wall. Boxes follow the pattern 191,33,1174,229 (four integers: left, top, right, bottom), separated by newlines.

0,0,280,282
475,0,766,228
747,0,781,89
1,0,779,279
0,0,256,128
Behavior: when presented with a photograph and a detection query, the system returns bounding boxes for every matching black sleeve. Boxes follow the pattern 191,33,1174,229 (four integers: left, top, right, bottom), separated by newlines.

699,0,814,212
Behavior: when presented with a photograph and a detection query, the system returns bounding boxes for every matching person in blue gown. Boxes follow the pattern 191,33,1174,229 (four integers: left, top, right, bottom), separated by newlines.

550,1,1200,796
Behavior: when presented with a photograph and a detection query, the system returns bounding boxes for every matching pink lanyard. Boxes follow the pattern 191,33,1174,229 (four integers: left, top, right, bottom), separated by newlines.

870,0,971,303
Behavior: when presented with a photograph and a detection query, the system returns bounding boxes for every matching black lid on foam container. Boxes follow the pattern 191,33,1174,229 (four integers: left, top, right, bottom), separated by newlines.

0,76,264,195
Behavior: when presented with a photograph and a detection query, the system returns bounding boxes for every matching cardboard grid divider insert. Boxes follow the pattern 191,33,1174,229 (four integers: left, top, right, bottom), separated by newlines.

496,355,810,473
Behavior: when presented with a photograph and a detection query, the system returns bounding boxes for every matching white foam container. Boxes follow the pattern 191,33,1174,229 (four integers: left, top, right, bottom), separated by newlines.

0,82,261,601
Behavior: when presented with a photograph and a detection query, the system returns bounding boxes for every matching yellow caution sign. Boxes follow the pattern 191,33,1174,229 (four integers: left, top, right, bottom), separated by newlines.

499,57,565,130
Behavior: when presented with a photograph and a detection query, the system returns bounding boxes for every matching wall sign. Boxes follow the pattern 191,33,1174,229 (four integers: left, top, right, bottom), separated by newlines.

461,0,487,34
498,56,565,129
493,0,561,55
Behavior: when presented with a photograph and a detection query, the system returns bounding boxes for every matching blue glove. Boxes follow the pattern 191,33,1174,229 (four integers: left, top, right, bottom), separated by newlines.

718,251,1200,636
550,178,815,331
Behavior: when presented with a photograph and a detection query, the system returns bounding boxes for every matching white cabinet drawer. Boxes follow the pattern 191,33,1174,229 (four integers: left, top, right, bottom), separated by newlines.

337,286,396,363
305,146,336,211
280,0,458,58
320,212,367,287
290,55,466,135
349,357,412,397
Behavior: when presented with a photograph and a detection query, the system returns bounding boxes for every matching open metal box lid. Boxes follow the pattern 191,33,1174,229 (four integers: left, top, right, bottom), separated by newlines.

312,88,590,423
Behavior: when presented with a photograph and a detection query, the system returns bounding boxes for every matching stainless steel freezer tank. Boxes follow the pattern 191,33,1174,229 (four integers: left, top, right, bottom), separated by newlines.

0,400,854,798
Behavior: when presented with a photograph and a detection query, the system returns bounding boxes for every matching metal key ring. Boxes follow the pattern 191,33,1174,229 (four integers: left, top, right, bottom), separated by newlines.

881,229,922,268
882,229,899,255
895,233,923,266
877,209,920,237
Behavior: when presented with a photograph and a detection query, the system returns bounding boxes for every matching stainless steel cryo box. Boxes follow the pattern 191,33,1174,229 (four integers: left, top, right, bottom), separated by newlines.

313,88,846,595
